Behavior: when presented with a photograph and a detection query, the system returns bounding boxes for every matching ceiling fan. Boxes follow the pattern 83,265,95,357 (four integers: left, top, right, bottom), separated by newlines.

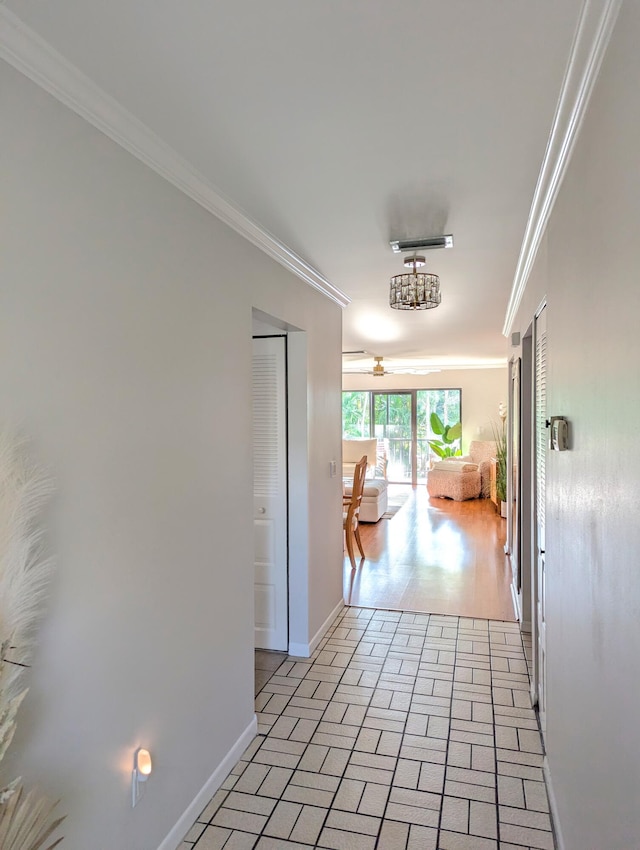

371,356,387,377
342,354,440,377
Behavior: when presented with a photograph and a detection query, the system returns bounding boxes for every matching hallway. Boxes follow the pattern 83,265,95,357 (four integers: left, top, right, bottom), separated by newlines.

344,487,514,622
180,607,551,850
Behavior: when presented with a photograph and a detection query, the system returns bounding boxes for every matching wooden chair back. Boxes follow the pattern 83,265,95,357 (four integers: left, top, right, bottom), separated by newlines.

343,455,367,570
344,455,367,528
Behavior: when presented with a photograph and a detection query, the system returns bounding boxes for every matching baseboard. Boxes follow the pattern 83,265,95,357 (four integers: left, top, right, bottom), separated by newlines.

288,598,344,658
521,619,532,633
543,756,566,850
158,714,258,850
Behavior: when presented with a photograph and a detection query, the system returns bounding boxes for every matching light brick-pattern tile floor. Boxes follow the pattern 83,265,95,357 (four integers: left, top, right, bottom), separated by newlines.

179,608,554,850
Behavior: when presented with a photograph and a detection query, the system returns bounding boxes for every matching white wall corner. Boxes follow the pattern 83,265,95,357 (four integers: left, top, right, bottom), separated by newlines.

288,599,344,658
0,6,350,311
157,716,257,850
543,756,566,850
502,0,622,336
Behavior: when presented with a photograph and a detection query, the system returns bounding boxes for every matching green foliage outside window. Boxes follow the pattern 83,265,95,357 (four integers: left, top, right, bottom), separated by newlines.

341,391,371,438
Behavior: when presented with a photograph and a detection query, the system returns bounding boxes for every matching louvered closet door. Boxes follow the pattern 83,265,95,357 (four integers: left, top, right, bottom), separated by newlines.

534,306,547,733
252,336,288,651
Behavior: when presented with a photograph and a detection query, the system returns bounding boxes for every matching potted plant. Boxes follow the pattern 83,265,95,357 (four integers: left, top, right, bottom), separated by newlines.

427,413,462,459
492,403,507,517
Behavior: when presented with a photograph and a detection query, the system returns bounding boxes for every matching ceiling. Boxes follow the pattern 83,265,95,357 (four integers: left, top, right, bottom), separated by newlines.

4,0,584,370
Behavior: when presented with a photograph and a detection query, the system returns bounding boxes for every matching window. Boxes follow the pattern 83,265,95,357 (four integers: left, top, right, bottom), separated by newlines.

417,389,462,481
341,391,371,438
342,388,462,484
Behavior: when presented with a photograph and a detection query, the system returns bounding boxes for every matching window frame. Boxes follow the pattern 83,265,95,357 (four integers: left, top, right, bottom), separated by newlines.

342,387,462,485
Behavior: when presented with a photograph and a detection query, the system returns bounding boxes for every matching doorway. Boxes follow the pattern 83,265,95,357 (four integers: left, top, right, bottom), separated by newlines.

533,304,547,734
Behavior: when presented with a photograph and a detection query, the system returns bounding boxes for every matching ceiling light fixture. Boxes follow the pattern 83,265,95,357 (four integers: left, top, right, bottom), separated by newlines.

390,235,453,253
389,255,441,311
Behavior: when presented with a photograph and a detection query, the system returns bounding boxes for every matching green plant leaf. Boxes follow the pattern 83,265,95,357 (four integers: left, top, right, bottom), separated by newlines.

430,412,445,435
427,441,446,458
447,422,462,441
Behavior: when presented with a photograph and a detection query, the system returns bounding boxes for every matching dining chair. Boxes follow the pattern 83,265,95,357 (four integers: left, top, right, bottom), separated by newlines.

343,455,367,570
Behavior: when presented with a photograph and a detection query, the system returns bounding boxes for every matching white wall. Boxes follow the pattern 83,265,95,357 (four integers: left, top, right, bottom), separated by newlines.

511,4,640,847
0,61,343,850
342,368,507,452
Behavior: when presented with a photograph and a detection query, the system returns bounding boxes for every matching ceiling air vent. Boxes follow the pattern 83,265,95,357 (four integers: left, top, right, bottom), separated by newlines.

390,235,453,253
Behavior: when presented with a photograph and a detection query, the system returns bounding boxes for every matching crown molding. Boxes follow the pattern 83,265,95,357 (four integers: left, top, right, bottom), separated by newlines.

0,6,350,309
502,0,622,336
342,358,508,374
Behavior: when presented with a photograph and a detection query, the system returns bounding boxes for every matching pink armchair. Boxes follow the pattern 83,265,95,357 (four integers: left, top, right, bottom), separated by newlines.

467,440,497,497
426,440,496,501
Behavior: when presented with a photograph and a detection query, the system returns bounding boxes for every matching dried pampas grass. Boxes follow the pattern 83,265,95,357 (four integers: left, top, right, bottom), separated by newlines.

0,783,63,850
0,433,55,698
0,429,63,848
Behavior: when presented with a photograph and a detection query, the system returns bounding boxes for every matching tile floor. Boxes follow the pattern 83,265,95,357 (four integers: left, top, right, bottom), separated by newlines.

255,648,289,696
179,607,554,850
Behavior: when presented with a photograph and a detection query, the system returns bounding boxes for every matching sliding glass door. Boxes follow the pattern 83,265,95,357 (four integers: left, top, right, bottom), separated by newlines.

373,392,413,483
342,388,462,485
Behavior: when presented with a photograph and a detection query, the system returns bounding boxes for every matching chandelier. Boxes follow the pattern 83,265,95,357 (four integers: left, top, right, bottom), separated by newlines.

389,255,441,310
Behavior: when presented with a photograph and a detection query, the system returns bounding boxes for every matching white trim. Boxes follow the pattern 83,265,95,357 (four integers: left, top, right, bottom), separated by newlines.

520,619,532,633
530,681,538,706
543,756,566,850
288,599,344,658
157,715,257,850
510,582,521,623
503,0,622,336
0,7,350,310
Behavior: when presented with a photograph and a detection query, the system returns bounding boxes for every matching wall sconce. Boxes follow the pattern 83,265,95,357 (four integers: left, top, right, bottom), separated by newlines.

132,747,152,807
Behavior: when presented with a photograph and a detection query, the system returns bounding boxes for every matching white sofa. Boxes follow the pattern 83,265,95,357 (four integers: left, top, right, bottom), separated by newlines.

342,438,388,522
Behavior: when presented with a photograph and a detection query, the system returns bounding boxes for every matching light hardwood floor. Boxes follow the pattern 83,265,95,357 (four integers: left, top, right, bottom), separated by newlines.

343,485,515,621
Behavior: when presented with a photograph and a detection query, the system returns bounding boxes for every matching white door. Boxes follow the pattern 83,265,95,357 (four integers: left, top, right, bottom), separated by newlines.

252,336,288,651
534,305,547,733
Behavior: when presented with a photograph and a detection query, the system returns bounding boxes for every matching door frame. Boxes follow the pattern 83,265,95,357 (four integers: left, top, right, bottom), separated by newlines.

252,334,289,651
507,356,522,614
519,326,534,633
251,312,311,656
531,300,547,718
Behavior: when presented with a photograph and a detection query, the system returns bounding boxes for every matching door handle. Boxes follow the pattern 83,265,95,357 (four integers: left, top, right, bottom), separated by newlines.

258,507,266,514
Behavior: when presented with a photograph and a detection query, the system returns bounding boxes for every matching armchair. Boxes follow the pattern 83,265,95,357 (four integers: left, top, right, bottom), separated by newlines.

342,438,389,522
341,438,387,480
426,440,497,502
467,440,497,497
